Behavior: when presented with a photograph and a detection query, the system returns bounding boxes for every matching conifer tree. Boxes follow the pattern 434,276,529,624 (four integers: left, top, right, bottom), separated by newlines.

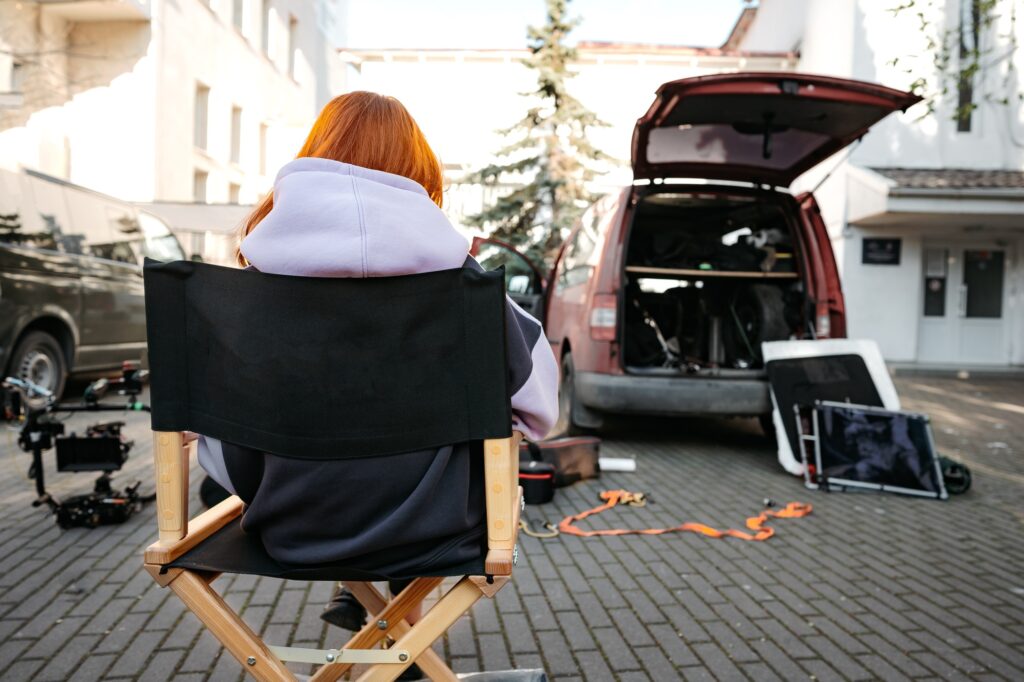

464,0,611,264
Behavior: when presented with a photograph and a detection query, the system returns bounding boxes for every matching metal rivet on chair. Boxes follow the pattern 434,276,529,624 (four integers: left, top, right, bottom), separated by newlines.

246,657,256,666
399,653,409,662
325,653,336,663
377,619,388,630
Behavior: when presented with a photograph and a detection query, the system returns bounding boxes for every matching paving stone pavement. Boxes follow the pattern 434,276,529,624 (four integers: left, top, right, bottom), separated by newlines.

0,375,1022,681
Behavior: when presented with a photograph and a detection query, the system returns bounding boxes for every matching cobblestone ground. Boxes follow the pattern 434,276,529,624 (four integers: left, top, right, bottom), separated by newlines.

0,375,1022,681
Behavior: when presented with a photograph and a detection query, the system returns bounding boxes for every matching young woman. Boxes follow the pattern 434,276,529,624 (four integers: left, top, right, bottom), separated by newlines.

194,92,559,649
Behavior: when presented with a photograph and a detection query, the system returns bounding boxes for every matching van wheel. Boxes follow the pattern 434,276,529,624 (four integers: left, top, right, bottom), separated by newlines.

552,352,601,437
553,353,582,436
9,331,67,407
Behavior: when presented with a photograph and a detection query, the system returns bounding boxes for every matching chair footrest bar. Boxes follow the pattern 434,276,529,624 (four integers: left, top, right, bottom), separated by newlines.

268,645,410,665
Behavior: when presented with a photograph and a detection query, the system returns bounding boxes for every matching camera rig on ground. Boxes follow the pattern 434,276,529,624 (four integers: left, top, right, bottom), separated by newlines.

2,362,154,529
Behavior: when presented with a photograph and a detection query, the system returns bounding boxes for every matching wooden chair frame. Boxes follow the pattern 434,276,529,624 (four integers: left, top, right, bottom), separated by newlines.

143,431,522,681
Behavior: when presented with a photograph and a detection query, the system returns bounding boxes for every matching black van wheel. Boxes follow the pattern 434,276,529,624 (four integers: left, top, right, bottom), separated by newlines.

553,352,602,437
9,331,67,406
553,353,582,437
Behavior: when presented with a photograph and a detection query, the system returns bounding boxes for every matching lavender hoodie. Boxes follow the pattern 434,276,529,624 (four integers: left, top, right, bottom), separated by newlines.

197,158,558,568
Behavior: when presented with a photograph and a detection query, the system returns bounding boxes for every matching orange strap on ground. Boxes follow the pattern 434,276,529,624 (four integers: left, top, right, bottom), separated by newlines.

557,490,812,541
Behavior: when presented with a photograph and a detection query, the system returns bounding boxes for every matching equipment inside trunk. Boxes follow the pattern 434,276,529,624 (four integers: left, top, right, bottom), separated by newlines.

623,192,808,374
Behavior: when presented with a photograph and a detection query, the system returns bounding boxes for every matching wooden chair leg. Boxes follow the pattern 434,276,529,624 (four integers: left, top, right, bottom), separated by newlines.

357,577,486,682
343,582,457,682
169,570,296,682
308,578,443,682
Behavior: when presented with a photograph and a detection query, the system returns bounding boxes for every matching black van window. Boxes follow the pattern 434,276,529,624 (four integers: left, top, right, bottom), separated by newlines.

557,202,603,290
475,240,540,295
57,191,118,258
0,212,59,250
137,213,186,262
0,174,58,250
94,209,144,264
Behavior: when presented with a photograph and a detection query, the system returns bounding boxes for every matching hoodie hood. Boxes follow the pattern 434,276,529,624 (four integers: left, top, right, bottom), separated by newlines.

241,157,469,277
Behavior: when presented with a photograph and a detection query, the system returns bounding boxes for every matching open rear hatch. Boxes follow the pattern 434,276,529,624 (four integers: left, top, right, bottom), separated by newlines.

632,72,921,186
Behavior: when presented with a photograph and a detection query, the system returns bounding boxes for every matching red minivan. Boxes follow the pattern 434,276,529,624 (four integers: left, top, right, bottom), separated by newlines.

473,73,919,436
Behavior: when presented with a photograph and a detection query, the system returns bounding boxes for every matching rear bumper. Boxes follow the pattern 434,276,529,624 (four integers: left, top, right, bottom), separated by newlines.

575,371,770,416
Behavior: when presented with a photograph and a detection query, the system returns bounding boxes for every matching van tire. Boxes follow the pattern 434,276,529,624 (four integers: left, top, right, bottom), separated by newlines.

553,353,582,436
552,352,601,437
9,330,67,406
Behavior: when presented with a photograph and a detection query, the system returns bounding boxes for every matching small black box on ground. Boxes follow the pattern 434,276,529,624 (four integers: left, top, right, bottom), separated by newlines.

519,460,556,505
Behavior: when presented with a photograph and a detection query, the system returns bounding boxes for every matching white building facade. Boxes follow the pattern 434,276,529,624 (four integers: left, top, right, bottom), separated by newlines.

0,0,347,263
739,0,1024,368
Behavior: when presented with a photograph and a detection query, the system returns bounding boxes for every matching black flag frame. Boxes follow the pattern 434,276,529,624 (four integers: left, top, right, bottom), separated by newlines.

796,400,948,500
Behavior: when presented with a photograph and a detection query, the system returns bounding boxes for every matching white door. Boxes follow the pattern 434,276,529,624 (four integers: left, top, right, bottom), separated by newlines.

918,243,1011,365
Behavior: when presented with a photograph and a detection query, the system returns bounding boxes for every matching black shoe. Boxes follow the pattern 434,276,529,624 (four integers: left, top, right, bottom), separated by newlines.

320,585,367,631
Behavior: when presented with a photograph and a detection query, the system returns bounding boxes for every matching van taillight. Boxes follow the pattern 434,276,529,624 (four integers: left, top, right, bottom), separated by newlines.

817,314,831,338
590,294,617,341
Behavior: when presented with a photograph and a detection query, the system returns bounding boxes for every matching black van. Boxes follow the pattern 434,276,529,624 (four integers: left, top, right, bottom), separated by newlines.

1,168,186,402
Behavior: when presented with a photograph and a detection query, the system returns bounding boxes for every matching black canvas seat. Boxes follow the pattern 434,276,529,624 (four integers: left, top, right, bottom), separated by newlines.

141,259,525,682
167,515,487,582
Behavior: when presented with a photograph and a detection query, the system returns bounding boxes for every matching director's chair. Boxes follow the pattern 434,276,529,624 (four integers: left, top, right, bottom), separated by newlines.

141,260,523,681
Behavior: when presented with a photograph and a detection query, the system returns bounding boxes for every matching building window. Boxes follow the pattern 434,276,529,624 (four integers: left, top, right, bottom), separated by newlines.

194,170,208,202
258,122,268,175
194,83,210,150
262,0,273,55
229,183,241,203
923,248,948,317
230,105,242,164
8,59,24,92
288,15,298,79
957,0,981,132
963,250,1005,318
233,0,245,32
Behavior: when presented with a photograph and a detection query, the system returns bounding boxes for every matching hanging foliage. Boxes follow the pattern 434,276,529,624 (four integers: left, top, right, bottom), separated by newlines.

888,0,1020,127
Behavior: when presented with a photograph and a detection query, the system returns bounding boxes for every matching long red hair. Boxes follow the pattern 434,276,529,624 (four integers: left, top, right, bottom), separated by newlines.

236,91,444,266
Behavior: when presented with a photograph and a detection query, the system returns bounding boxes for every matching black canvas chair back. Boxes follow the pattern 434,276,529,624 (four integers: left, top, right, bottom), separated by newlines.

144,259,511,459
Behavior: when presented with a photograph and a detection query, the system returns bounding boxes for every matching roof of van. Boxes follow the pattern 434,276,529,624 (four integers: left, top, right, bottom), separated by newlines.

137,202,254,234
19,168,139,205
13,168,251,234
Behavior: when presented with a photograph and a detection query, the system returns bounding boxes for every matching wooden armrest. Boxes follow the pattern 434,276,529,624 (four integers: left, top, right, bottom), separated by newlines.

145,495,244,565
153,431,190,542
146,429,243,566
483,431,522,575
